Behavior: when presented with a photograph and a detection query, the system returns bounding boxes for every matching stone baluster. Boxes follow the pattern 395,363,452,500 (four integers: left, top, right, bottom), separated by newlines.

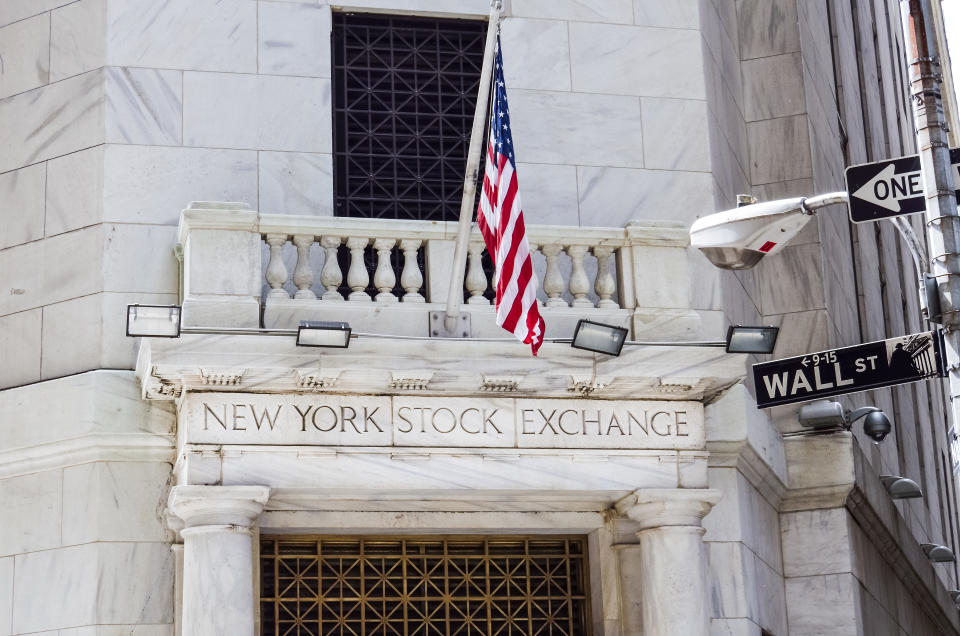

168,485,271,636
346,237,371,301
373,238,398,302
319,235,343,300
540,243,567,307
399,239,424,302
615,489,720,636
292,234,316,300
593,246,618,308
566,244,592,307
466,241,489,304
265,234,290,299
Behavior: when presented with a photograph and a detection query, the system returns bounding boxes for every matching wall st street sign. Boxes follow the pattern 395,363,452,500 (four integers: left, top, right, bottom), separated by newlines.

753,331,946,408
844,149,960,223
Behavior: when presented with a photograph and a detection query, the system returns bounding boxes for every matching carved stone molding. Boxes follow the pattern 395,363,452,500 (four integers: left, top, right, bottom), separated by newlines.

200,368,245,387
615,488,721,531
568,375,611,396
295,369,342,390
389,371,433,391
145,376,183,399
480,375,522,392
168,485,271,529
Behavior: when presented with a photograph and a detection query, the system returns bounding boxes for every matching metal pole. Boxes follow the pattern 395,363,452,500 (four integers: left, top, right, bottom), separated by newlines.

901,0,960,410
443,2,502,333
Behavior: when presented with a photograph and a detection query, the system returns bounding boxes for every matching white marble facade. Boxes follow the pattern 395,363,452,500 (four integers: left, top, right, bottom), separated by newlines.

1,0,959,635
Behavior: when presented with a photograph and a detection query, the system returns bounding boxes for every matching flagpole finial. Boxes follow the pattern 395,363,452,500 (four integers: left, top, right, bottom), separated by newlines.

492,0,503,13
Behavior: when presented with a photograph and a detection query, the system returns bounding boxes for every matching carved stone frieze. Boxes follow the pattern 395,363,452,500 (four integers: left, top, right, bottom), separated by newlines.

480,376,522,392
200,368,245,386
568,375,611,396
295,369,342,391
389,372,433,391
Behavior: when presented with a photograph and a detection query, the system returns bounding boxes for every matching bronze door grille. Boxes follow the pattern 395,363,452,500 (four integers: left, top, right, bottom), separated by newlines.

332,12,487,222
260,536,591,636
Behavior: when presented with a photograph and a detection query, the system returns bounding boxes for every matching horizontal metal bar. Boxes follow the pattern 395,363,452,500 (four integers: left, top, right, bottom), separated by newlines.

179,327,727,348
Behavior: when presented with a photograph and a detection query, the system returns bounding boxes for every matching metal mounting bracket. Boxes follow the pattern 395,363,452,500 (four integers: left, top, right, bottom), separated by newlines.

429,311,472,338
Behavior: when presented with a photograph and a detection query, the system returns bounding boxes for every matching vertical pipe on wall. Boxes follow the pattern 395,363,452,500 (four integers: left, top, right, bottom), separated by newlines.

900,0,960,430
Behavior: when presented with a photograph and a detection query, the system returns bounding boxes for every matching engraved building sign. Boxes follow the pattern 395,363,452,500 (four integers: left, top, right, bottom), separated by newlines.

181,393,704,450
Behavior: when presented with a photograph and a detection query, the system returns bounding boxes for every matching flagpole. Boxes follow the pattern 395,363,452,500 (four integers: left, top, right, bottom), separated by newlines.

443,0,503,333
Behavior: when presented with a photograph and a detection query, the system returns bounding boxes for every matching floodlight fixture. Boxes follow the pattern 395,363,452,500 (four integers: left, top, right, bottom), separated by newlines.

571,319,628,356
921,543,956,563
725,325,779,354
126,304,181,338
879,475,923,499
296,321,352,348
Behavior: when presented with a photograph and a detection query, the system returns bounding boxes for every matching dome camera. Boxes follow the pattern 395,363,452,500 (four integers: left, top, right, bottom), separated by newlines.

796,402,893,444
862,411,892,443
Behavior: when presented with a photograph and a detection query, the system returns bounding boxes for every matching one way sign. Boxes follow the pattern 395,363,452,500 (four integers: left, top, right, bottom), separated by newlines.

844,149,960,223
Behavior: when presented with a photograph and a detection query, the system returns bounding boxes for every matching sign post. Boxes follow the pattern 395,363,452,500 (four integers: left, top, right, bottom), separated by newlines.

753,331,946,408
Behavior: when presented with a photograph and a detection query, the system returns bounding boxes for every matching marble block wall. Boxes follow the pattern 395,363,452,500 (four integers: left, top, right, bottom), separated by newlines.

695,0,960,633
0,0,724,389
701,0,960,633
0,371,176,635
704,467,788,636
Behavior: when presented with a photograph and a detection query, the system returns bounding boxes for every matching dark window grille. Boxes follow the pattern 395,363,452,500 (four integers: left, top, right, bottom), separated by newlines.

332,12,487,222
260,535,592,636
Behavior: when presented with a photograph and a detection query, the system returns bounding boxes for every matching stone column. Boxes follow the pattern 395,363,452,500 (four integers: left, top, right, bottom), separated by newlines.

168,485,271,636
615,488,720,636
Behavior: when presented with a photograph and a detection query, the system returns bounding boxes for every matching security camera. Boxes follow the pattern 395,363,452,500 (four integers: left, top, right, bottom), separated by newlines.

689,197,812,269
797,401,892,443
862,411,892,442
690,192,848,270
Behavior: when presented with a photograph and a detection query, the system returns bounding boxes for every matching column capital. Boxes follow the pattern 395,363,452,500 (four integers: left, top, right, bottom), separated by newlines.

615,488,720,531
168,485,270,529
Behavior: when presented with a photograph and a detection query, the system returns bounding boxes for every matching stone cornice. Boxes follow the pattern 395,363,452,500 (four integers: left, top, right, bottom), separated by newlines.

136,333,747,402
707,439,787,507
0,433,175,480
845,440,960,635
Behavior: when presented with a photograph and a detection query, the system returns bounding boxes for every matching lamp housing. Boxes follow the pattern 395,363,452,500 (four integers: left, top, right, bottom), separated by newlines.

296,321,352,348
690,197,812,269
725,325,779,354
921,543,956,563
126,304,181,338
798,400,847,429
571,320,628,356
879,475,923,499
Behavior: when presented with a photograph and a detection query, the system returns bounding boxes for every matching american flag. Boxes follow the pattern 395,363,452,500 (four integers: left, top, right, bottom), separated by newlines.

476,33,545,355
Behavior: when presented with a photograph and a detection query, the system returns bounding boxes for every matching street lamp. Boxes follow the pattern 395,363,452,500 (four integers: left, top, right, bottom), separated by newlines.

690,193,932,319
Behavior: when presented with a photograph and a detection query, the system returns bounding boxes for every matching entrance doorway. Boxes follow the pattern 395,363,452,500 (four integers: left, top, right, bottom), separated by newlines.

259,536,591,635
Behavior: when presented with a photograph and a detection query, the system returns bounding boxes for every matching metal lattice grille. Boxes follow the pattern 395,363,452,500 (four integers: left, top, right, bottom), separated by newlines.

260,536,591,636
332,12,487,221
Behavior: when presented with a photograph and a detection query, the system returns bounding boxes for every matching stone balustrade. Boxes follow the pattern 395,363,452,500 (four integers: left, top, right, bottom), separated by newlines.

177,202,699,339
260,214,628,308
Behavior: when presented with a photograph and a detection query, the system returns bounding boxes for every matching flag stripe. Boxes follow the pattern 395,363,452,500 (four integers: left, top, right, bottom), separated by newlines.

475,33,545,355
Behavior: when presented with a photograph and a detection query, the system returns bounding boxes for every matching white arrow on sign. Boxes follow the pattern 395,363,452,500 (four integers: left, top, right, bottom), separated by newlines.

851,163,922,212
